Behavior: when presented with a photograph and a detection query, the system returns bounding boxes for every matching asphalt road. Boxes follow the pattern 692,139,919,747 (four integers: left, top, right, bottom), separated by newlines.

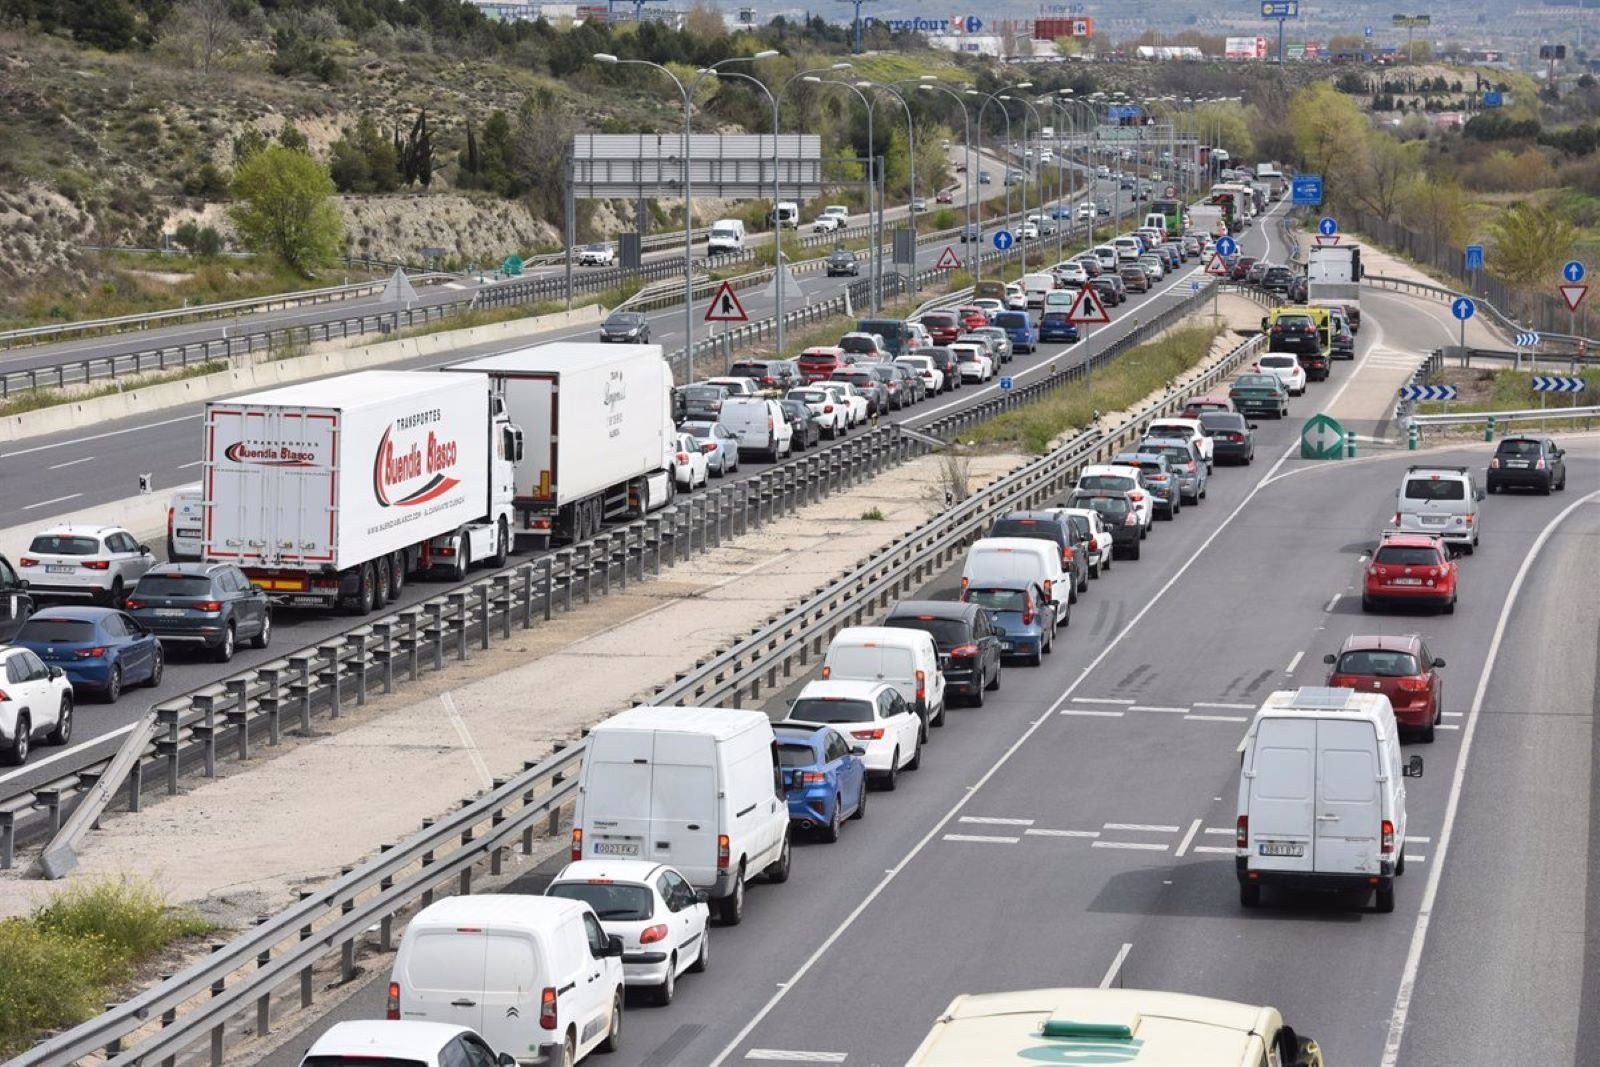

0,186,1271,807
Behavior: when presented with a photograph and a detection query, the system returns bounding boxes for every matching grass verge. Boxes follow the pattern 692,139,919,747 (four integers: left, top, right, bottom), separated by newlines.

0,879,211,1055
0,361,229,418
1418,366,1600,416
964,324,1227,454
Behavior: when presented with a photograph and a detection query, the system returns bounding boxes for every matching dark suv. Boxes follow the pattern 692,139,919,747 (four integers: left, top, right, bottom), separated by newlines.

0,554,34,642
988,510,1089,600
126,562,271,662
1487,436,1567,494
883,600,1003,707
728,359,801,393
1261,266,1295,293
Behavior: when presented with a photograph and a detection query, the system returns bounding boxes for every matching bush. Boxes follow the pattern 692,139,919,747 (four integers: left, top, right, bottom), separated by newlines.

32,879,209,962
182,161,230,199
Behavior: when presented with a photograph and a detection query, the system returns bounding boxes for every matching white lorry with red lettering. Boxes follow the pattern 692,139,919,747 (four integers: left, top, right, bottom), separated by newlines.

202,370,521,613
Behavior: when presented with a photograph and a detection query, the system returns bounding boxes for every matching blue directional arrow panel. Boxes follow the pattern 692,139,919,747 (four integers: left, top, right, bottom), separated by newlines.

1515,332,1540,347
1399,385,1459,401
1532,376,1585,393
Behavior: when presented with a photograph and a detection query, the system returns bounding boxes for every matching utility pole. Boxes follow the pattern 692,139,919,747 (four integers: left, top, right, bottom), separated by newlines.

835,0,879,55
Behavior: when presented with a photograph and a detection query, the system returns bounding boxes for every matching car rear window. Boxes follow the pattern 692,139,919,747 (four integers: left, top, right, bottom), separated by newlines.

777,741,819,769
1042,312,1071,323
683,385,725,400
921,313,956,328
1199,413,1245,432
1496,439,1540,456
798,352,838,364
729,362,771,376
989,519,1065,546
1403,478,1465,501
1260,356,1297,367
1150,447,1192,467
1336,651,1422,677
995,313,1029,329
135,575,216,596
884,616,969,647
1078,475,1134,492
547,881,654,921
28,535,99,555
1375,546,1440,565
1076,495,1129,517
790,697,874,724
17,619,96,642
965,588,1025,612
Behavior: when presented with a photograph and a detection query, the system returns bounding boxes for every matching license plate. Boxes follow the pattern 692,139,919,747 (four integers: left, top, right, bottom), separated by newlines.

1393,577,1423,586
154,609,186,617
593,842,640,856
1259,841,1305,857
1506,461,1528,468
1421,515,1446,525
46,565,75,574
1001,642,1014,652
177,529,202,539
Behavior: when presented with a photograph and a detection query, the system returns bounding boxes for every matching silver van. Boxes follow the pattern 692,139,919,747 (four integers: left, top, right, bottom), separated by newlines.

1394,464,1482,552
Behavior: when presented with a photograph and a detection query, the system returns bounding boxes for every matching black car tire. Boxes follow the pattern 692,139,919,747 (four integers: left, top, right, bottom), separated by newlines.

48,696,72,745
1240,882,1261,908
986,664,1001,691
3,715,28,765
717,866,745,925
880,752,900,791
765,831,791,883
823,798,843,842
104,665,123,704
252,611,272,650
904,740,921,771
850,783,867,820
1361,595,1376,613
214,624,236,664
146,646,163,688
1375,886,1396,914
1129,541,1141,561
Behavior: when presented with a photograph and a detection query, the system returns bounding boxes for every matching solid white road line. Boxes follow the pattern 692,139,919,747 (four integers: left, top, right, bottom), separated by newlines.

1192,845,1236,855
23,493,81,510
46,456,94,470
1325,593,1342,612
0,723,137,786
1060,709,1125,717
1073,697,1135,705
744,1051,849,1063
177,459,203,469
1285,649,1304,674
942,833,1020,844
959,816,1035,826
1379,487,1600,1066
1131,704,1188,713
440,693,493,790
1203,827,1234,835
1174,818,1202,857
2,412,202,458
1099,943,1134,989
1193,701,1254,710
1104,823,1180,833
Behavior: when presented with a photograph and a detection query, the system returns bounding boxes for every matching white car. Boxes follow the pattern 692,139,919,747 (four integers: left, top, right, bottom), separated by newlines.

299,1021,514,1067
669,432,709,489
902,321,932,349
894,355,945,395
811,215,845,234
786,678,921,787
1053,261,1088,286
1077,202,1096,220
547,860,711,1006
1020,222,1040,241
576,243,616,267
1004,284,1028,310
952,342,993,383
19,525,155,607
1146,417,1216,470
1046,507,1114,578
0,645,73,766
820,381,870,426
786,387,850,438
166,484,204,562
704,376,762,398
1075,464,1154,529
971,298,1005,319
1256,353,1308,396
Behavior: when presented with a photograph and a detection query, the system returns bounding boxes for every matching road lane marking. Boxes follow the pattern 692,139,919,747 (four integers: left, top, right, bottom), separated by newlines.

745,1052,848,1063
942,833,1020,844
1406,836,1432,843
23,493,82,510
1099,943,1133,988
1405,854,1428,863
1380,486,1600,1066
440,693,493,790
178,460,203,469
1024,828,1099,838
1073,697,1135,704
1174,818,1202,857
46,456,94,470
0,722,137,787
1060,708,1124,717
959,816,1035,826
1192,845,1235,854
1193,701,1254,710
1325,594,1342,612
1185,713,1248,723
1104,823,1180,833
1,412,202,458
1204,827,1234,835
1131,704,1188,714
1285,650,1304,673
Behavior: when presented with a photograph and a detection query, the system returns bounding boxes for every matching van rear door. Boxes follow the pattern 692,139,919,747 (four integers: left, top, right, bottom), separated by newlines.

648,730,720,879
1314,718,1382,874
583,730,654,859
1246,718,1316,874
479,931,541,1056
399,928,487,1033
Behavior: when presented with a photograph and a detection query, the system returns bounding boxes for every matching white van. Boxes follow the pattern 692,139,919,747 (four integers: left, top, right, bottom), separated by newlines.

719,397,793,462
1236,687,1424,913
960,538,1069,624
821,625,947,730
771,201,800,228
1142,212,1169,236
387,895,624,1066
1394,464,1482,552
1112,235,1143,263
707,219,747,254
572,706,790,925
1020,272,1056,309
1092,245,1119,271
166,483,204,561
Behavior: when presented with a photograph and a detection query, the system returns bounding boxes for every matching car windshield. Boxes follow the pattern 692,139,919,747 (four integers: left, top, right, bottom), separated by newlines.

965,587,1025,612
884,615,969,647
1275,315,1313,330
547,881,654,921
1403,478,1466,501
17,618,96,643
790,697,874,724
28,535,99,555
1336,650,1422,677
584,243,608,252
1375,545,1441,566
135,575,216,596
777,741,820,769
1079,475,1134,492
607,313,643,326
1496,440,1541,456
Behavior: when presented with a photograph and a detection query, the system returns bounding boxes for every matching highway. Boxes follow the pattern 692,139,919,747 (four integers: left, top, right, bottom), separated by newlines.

0,180,1267,812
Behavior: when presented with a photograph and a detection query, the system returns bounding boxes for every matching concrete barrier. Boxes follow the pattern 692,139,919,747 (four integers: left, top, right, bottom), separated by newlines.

0,305,606,446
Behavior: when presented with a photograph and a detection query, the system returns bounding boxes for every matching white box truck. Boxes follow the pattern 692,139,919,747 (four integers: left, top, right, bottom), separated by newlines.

447,344,675,550
203,370,520,613
1307,242,1362,321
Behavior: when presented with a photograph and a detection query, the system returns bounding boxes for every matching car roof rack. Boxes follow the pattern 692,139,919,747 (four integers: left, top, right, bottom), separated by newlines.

1405,464,1469,474
1379,528,1444,541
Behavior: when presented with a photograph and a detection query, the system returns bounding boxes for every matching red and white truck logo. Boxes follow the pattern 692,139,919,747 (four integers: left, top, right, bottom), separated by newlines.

223,440,319,467
372,423,461,508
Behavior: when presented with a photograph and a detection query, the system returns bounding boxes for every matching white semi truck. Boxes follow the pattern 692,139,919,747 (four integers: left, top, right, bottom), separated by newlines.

447,344,676,550
202,371,522,613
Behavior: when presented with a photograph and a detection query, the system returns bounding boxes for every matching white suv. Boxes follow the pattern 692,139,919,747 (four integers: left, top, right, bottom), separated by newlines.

19,525,154,607
0,645,73,765
575,243,616,267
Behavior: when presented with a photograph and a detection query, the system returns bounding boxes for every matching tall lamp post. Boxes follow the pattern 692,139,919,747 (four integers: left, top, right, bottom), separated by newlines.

862,80,916,294
967,88,1012,283
914,77,975,245
807,76,881,311
1001,87,1042,267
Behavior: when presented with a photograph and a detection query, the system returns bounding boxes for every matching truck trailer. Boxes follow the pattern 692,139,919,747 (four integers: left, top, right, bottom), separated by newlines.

1307,243,1362,322
447,344,675,550
203,371,521,613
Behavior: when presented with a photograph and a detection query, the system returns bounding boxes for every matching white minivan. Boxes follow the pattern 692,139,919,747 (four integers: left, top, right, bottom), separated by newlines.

572,706,791,926
960,538,1069,627
1394,464,1482,552
1113,235,1143,263
719,397,794,462
821,625,947,731
1020,272,1056,309
1236,687,1424,914
387,895,624,1066
706,218,747,254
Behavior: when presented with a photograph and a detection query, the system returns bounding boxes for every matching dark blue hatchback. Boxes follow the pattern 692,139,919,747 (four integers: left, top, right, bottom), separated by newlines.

1039,311,1081,343
774,723,868,842
12,606,163,703
992,310,1038,354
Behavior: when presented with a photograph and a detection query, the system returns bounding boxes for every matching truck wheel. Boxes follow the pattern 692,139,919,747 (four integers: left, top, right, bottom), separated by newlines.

1240,882,1261,908
494,518,510,569
1375,885,1395,913
373,555,391,609
355,564,376,614
453,539,471,582
388,551,406,598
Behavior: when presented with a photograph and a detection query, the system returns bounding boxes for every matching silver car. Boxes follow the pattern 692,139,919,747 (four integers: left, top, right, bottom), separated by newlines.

680,420,741,477
960,329,1012,366
1139,437,1208,504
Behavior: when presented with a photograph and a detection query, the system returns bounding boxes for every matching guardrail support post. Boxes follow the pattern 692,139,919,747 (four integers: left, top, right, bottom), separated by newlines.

340,869,357,982
254,915,272,1039
127,757,143,812
648,518,662,575
159,973,177,1067
479,586,491,650
540,558,554,622
209,942,226,1065
558,551,575,612
379,844,396,950
448,592,468,661
459,823,474,896
428,603,446,671
420,818,436,907
297,892,315,1007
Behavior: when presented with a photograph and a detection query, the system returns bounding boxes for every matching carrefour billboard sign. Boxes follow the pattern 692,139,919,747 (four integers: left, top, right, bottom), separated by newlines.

868,13,985,33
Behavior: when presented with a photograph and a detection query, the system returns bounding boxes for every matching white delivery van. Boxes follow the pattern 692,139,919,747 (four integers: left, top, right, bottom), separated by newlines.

706,219,746,254
719,397,793,462
1142,212,1169,237
771,202,800,228
1092,245,1119,271
1394,464,1482,552
572,706,790,926
821,625,947,730
1020,272,1056,309
1112,236,1143,263
1236,687,1424,913
166,483,204,562
961,538,1069,625
387,895,624,1066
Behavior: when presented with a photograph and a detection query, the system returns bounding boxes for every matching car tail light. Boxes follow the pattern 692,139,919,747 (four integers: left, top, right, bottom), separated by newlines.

0,690,9,702
851,728,884,740
800,771,827,785
167,507,175,538
1042,579,1053,600
767,419,774,433
676,452,689,464
436,545,456,557
74,647,107,659
1129,492,1145,502
1381,819,1395,854
1397,676,1430,693
386,981,401,1020
18,558,36,567
81,560,110,570
570,828,583,860
125,598,147,610
717,834,731,870
540,987,558,1030
1536,457,1546,470
915,669,926,706
959,576,969,591
824,404,834,413
640,924,670,944
1394,512,1402,527
1229,433,1245,443
1124,513,1139,526
195,601,223,612
1061,546,1075,565
701,443,716,453
950,643,979,657
1236,816,1248,848
1489,457,1500,468
820,665,831,679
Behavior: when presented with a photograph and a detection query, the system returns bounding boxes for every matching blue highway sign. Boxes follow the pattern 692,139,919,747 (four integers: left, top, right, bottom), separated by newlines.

1515,332,1540,347
1292,175,1323,206
1532,376,1585,393
1465,244,1483,271
1451,297,1475,321
999,376,1014,391
1260,0,1298,17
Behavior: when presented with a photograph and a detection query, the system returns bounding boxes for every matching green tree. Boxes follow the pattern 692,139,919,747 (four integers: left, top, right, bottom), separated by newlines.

173,219,200,251
1287,82,1369,203
1487,202,1576,291
401,111,433,188
194,225,224,257
233,125,269,164
1398,175,1470,249
278,122,309,154
1349,131,1414,221
228,144,343,274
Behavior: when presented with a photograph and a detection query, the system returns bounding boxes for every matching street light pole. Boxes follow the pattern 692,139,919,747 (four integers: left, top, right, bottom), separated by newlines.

914,78,975,247
1003,87,1042,268
809,77,879,311
969,88,1013,282
862,81,916,294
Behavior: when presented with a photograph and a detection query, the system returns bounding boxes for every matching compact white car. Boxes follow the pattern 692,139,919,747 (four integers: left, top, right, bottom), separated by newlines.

1146,417,1216,469
669,432,709,489
547,860,711,1005
1256,353,1308,396
952,343,993,383
1077,201,1096,220
704,376,762,398
19,525,155,607
0,645,73,766
1046,507,1115,579
902,321,932,349
299,1021,514,1067
1004,284,1028,310
894,355,945,395
1020,222,1040,241
811,215,844,234
786,387,850,438
820,381,869,426
971,298,1005,319
786,678,921,787
575,243,616,267
1075,464,1154,529
1053,261,1088,286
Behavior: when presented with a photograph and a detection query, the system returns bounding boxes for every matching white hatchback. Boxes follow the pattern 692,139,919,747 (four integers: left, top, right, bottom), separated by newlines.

19,525,154,606
894,355,945,395
669,432,709,489
547,860,711,1006
1075,464,1154,529
300,1021,515,1067
1046,507,1115,578
0,645,73,766
1146,417,1215,469
787,387,850,437
820,382,869,426
1256,353,1307,396
787,678,922,788
952,343,993,383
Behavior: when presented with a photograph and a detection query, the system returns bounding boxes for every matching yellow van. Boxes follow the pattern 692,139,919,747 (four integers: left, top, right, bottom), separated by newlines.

907,987,1324,1066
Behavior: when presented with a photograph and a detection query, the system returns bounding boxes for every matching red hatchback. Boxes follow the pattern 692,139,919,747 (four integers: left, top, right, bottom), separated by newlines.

1229,256,1257,281
918,311,962,345
797,346,850,383
955,305,991,331
1363,533,1457,614
1324,634,1445,741
1181,394,1233,418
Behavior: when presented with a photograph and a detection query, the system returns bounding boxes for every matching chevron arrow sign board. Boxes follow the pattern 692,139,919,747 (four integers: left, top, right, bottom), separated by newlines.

1532,376,1585,393
1515,332,1540,347
1399,385,1459,401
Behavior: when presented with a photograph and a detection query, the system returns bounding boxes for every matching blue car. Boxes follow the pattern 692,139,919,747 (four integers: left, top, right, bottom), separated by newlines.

1038,311,1081,343
992,310,1038,354
13,606,163,703
774,723,867,841
962,579,1056,666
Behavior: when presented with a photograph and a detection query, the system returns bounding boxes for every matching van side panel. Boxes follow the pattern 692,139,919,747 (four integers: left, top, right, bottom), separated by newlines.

480,932,542,1057
725,732,780,870
1314,719,1382,874
1247,718,1316,874
649,731,720,880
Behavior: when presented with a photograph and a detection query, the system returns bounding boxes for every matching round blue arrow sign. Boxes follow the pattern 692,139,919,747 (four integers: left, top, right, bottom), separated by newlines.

1563,259,1585,283
1318,216,1338,236
993,229,1014,251
1215,236,1237,257
1451,297,1476,321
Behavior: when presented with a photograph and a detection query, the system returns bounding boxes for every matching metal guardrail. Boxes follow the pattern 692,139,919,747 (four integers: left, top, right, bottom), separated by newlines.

22,299,1267,1067
1409,404,1600,429
1362,274,1600,353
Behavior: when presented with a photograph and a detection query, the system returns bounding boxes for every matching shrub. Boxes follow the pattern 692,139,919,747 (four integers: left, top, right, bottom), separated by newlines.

32,878,209,962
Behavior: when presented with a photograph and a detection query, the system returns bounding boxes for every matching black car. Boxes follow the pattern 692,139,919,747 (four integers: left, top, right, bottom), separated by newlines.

681,383,730,421
1287,276,1309,303
1261,266,1295,293
1300,348,1331,382
829,368,889,415
988,510,1089,599
1487,436,1568,494
1265,313,1319,355
826,247,860,277
778,399,822,452
883,600,1003,707
599,311,650,344
909,345,961,391
1069,492,1141,560
1091,275,1126,306
0,554,34,642
1198,411,1256,465
125,562,271,662
960,223,983,243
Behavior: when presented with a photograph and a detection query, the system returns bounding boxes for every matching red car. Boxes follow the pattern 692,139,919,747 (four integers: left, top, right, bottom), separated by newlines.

1229,256,1257,281
1363,533,1457,614
797,346,850,383
1119,267,1150,293
955,305,990,331
1181,394,1233,419
918,311,962,345
935,189,954,204
1324,634,1446,741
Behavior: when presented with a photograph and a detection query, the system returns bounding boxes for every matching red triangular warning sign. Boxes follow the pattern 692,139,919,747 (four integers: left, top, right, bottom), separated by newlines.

704,279,749,323
1204,252,1229,276
935,246,962,270
1066,284,1111,325
1559,283,1588,312
1314,234,1341,246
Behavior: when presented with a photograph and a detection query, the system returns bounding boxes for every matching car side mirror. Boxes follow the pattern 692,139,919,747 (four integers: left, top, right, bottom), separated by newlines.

1432,658,1446,668
139,544,151,554
1322,653,1336,665
605,934,625,957
1248,423,1259,430
49,665,65,680
1475,487,1486,501
1403,755,1424,779
851,745,868,757
993,626,1008,637
695,888,711,904
499,1055,518,1067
